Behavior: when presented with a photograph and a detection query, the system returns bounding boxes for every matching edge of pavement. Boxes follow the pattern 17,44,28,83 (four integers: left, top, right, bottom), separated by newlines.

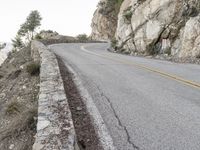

49,43,116,150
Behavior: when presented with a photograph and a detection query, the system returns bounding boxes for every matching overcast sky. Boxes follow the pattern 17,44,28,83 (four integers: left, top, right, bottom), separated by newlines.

0,0,99,42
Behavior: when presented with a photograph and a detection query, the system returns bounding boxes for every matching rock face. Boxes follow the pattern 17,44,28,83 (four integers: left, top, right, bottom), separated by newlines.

91,0,200,58
91,0,123,40
179,16,200,58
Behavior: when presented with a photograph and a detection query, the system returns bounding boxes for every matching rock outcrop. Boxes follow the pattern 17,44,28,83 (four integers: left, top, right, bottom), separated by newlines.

91,0,123,40
39,30,59,39
91,0,200,59
39,30,75,41
0,43,13,65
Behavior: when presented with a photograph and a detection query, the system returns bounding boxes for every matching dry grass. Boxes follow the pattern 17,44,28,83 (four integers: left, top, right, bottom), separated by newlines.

5,101,22,115
0,107,38,141
0,44,39,150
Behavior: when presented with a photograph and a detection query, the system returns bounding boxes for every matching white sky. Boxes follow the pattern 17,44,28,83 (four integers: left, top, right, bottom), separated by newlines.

0,0,99,42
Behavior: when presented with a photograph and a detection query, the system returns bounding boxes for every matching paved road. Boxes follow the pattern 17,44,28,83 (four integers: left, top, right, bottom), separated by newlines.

51,43,200,150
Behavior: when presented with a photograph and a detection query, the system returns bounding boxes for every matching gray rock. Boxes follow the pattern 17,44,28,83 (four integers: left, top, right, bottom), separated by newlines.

9,144,14,150
0,93,6,99
76,107,82,111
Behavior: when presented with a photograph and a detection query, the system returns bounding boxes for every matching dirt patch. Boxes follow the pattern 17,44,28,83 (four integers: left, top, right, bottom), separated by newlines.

0,46,39,150
57,55,103,150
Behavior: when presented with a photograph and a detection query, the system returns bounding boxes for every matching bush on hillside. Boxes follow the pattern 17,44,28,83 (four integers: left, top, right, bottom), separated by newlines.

76,34,88,42
0,43,6,50
123,6,132,22
12,35,24,49
26,62,40,76
5,101,22,115
34,33,43,40
111,38,118,50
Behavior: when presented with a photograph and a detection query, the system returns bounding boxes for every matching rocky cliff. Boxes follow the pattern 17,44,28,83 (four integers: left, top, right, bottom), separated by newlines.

91,0,200,59
91,0,123,40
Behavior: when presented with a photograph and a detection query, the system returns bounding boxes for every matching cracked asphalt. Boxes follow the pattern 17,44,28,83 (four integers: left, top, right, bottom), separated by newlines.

51,43,200,150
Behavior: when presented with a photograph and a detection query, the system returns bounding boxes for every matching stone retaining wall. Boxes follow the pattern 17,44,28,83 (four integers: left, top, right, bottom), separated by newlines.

31,41,79,150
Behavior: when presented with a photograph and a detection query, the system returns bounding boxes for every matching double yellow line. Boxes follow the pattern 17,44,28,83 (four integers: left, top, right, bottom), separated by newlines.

81,46,200,90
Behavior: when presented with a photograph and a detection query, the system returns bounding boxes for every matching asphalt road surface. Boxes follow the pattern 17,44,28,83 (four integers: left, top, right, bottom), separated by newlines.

51,43,200,150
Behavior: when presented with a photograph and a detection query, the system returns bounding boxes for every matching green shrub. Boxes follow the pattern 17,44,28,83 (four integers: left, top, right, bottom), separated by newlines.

35,34,43,40
123,6,132,22
99,0,124,15
116,0,124,8
165,48,171,56
26,62,40,76
124,11,132,21
0,43,6,50
76,34,88,42
12,35,24,49
111,38,118,50
5,101,22,115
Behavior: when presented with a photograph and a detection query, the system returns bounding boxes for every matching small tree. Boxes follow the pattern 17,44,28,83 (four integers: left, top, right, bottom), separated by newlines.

111,38,118,50
76,34,88,41
18,10,42,42
0,43,6,50
34,33,43,40
12,35,24,49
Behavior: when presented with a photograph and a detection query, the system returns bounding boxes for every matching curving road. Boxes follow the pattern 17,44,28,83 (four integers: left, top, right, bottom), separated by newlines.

51,43,200,150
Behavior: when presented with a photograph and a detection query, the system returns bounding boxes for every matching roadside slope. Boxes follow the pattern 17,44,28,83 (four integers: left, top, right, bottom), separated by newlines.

0,46,39,150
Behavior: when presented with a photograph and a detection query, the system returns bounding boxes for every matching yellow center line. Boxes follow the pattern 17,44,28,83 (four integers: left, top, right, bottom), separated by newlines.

81,46,200,90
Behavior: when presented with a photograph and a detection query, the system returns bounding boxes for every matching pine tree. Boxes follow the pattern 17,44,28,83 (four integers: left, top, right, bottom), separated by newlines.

0,43,6,50
18,10,42,42
12,36,24,49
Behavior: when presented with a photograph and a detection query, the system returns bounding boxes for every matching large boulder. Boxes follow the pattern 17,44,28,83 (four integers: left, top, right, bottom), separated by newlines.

179,15,200,58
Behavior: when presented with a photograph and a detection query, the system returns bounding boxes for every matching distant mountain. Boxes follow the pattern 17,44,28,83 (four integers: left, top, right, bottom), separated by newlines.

0,43,13,65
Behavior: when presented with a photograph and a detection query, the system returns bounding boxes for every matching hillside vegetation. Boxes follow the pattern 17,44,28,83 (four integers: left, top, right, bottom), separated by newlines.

0,46,39,150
